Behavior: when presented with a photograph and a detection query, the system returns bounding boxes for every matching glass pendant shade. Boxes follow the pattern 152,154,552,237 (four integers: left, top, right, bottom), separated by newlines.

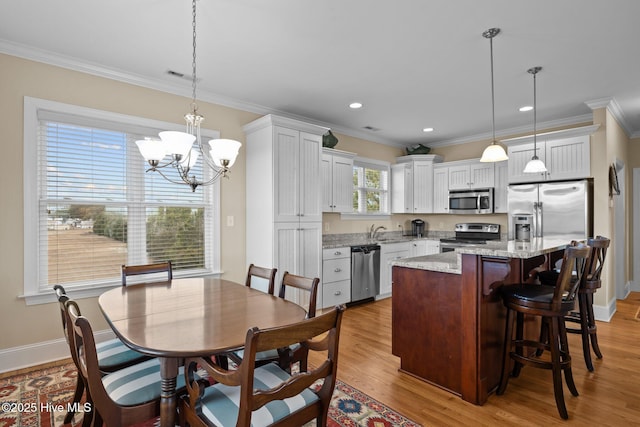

480,143,508,162
209,139,241,168
136,139,167,162
523,157,547,173
179,149,199,169
159,131,196,158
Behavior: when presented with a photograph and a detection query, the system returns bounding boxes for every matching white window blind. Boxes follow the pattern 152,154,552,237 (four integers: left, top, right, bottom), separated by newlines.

24,98,220,301
352,158,390,215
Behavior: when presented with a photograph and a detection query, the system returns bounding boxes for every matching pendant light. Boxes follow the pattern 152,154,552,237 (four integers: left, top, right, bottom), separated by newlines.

480,28,508,163
523,66,547,173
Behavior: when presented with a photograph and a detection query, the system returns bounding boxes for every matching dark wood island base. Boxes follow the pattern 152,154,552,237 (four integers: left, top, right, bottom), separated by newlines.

392,247,563,405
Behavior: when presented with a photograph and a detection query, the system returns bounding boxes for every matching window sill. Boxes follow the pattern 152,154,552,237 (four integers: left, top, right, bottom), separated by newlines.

340,213,391,221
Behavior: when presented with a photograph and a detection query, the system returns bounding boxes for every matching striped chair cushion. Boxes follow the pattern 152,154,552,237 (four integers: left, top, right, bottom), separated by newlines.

198,362,319,427
96,338,148,370
102,358,188,406
233,343,301,362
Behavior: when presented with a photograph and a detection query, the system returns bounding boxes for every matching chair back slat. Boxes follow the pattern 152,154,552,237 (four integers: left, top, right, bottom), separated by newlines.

278,272,319,318
245,264,277,295
585,236,610,285
553,241,591,309
121,261,172,286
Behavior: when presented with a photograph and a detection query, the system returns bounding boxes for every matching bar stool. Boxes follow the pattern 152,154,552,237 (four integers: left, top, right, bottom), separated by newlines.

530,236,610,371
497,241,591,419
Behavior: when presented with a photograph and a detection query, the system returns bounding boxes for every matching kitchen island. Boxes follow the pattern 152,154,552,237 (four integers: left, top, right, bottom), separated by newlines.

390,237,573,405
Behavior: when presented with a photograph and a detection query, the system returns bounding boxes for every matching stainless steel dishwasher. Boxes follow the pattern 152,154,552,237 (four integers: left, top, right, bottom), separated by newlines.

350,244,380,303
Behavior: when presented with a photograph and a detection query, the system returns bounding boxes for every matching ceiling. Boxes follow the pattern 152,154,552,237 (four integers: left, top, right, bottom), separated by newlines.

2,0,640,147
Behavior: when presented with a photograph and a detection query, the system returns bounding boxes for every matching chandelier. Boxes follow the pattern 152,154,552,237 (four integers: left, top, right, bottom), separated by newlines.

135,0,241,192
479,28,509,163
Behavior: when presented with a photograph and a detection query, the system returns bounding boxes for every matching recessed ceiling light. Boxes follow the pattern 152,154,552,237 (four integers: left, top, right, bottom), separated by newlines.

349,102,363,109
422,127,434,132
519,105,533,112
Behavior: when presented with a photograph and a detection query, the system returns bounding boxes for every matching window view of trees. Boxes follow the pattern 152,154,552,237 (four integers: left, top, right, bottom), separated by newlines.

353,163,388,214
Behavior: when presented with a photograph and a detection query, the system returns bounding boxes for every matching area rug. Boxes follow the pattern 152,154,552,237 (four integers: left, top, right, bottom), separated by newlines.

0,362,421,427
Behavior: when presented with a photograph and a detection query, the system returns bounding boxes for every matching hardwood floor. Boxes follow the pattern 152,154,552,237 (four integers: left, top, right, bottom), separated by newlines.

311,292,640,425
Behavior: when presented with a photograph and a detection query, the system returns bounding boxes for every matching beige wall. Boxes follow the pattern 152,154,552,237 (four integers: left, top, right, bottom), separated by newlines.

0,53,258,349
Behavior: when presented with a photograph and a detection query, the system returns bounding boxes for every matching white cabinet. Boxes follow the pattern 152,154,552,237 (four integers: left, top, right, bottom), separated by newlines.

322,247,351,308
410,239,440,257
391,155,443,214
432,165,449,213
322,148,356,213
493,161,508,213
448,160,495,190
379,241,411,296
507,134,591,184
245,114,328,306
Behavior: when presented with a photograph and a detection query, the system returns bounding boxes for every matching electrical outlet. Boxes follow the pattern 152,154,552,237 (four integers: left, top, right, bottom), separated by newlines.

324,222,330,232
226,215,234,227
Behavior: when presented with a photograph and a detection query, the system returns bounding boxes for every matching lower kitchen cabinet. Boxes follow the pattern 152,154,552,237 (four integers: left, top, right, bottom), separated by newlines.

410,239,440,257
379,242,411,297
322,247,351,308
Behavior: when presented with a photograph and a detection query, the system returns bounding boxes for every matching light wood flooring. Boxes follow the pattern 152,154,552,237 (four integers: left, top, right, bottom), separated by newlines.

310,292,640,426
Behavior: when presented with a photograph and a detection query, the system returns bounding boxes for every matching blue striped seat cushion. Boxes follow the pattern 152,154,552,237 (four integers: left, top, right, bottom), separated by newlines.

233,343,301,362
198,362,319,427
102,358,188,406
96,338,148,370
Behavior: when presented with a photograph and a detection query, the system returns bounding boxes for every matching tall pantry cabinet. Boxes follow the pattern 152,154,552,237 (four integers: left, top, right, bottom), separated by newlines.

244,115,328,307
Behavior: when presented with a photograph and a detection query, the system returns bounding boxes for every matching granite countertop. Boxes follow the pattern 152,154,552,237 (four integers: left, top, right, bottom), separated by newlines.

322,231,448,249
390,236,580,275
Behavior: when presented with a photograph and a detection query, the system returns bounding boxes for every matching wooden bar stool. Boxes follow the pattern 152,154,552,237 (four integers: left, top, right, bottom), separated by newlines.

497,242,591,419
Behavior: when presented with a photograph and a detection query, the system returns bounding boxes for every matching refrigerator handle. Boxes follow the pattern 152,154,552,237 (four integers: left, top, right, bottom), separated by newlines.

537,201,543,238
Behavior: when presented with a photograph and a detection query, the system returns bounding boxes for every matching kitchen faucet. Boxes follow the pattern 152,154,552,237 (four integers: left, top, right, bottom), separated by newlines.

369,224,387,240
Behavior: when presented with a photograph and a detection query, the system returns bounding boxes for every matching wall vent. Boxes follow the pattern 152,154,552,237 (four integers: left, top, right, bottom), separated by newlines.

363,126,381,132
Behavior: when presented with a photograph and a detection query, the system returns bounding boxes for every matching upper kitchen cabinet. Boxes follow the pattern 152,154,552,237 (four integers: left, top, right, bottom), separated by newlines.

391,155,443,214
448,159,495,190
432,164,449,213
322,148,356,213
493,161,508,213
505,125,598,184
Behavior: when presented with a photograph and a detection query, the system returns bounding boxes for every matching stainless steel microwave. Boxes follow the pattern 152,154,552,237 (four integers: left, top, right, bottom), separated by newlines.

448,188,494,214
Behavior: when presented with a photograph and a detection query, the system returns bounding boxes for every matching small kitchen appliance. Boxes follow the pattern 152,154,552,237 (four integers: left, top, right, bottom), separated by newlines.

411,219,425,237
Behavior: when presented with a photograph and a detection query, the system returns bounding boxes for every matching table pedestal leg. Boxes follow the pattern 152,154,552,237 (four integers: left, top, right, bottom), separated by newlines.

159,357,179,427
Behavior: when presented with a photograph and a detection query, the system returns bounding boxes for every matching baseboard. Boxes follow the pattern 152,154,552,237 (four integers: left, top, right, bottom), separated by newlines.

0,329,116,374
593,298,616,323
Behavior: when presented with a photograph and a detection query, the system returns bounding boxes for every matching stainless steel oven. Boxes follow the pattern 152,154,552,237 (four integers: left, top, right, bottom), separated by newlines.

448,188,494,214
439,223,500,253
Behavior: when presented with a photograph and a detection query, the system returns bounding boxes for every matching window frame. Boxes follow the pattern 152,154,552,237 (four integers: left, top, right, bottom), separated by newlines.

22,97,222,305
343,156,391,219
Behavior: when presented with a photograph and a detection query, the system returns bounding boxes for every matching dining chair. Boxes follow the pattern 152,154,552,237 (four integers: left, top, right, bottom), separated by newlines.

228,272,320,371
497,241,591,419
121,261,172,286
180,305,345,427
65,299,192,427
54,285,151,425
245,263,277,295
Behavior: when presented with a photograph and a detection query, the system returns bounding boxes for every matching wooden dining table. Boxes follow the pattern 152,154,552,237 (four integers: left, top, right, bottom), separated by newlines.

98,277,307,427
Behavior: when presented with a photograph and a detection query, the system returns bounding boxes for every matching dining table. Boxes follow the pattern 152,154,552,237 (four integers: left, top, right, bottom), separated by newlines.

98,277,308,427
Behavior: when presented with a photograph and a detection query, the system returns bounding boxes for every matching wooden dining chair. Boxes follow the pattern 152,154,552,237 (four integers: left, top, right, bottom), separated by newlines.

228,272,320,371
180,305,345,427
497,241,591,419
121,261,172,286
54,285,151,425
65,299,192,427
245,263,277,295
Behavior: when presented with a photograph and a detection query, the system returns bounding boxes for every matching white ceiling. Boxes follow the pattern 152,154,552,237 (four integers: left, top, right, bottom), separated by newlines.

2,0,640,147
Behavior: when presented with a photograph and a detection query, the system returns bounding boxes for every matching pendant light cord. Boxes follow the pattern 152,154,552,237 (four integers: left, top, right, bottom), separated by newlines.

191,0,198,114
490,35,496,144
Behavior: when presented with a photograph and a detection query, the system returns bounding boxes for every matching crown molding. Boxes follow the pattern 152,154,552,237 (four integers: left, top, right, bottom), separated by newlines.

585,97,633,137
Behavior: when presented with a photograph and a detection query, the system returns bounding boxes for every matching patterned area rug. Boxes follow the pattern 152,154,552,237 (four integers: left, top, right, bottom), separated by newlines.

0,362,421,427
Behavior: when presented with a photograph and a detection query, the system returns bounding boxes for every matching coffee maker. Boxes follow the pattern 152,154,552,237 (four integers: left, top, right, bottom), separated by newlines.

513,214,533,241
411,219,425,237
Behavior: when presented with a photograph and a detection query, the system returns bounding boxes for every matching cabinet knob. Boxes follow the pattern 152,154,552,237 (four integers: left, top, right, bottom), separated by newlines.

334,291,342,295
334,268,341,272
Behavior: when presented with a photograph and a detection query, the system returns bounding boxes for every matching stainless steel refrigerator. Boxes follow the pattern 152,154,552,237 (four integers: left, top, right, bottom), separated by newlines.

507,179,593,240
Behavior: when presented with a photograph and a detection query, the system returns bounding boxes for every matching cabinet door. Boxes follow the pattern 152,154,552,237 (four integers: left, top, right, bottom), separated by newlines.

298,222,322,308
507,142,546,184
299,132,322,222
432,166,449,213
391,163,413,213
470,162,495,188
493,161,508,213
331,155,354,213
274,127,300,221
545,135,590,181
321,153,332,212
448,165,471,190
413,161,434,213
379,242,411,295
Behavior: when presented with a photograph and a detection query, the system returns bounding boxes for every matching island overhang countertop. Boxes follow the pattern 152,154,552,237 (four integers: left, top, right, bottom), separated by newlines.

390,236,581,275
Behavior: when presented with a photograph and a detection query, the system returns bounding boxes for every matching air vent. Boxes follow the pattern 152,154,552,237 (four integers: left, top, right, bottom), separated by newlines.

363,126,380,132
167,70,185,78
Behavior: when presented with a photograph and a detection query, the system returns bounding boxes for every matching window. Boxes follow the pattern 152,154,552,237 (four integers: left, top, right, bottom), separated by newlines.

23,97,221,304
352,158,390,215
